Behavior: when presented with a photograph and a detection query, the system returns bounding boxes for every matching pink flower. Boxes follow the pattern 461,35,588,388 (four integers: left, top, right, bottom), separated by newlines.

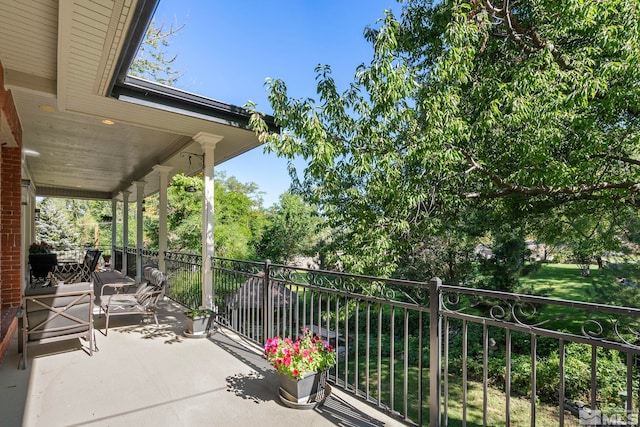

262,328,337,380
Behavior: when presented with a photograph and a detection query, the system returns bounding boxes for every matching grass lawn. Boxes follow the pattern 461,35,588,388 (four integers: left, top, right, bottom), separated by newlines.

345,359,580,427
519,262,640,308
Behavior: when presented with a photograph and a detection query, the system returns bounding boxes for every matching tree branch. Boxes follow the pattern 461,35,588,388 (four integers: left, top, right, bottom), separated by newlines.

481,0,572,69
590,154,640,168
452,145,640,200
466,181,640,199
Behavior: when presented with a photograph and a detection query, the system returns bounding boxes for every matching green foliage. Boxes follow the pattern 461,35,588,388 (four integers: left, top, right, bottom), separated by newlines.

166,173,267,259
184,308,213,319
477,232,529,292
256,192,323,263
250,0,640,278
129,19,183,86
534,344,630,405
166,174,204,252
36,198,89,249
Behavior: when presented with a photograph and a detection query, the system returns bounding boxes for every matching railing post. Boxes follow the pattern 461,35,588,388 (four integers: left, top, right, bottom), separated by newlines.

262,260,271,344
430,277,442,426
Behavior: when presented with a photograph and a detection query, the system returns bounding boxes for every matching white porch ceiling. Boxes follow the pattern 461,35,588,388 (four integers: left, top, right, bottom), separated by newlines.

0,0,274,200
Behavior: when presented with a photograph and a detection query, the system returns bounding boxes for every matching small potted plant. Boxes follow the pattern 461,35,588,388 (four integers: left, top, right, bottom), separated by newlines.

183,307,214,337
263,328,337,406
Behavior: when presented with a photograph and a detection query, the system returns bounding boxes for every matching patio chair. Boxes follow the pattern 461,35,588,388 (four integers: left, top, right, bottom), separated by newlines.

49,249,102,285
20,281,95,369
99,266,167,335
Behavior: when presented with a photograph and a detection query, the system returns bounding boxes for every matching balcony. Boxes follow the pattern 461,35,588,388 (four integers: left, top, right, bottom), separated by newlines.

0,271,404,427
4,253,639,426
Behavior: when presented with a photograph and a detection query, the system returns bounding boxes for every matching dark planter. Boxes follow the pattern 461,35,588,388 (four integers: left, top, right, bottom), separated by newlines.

28,253,58,281
278,370,328,404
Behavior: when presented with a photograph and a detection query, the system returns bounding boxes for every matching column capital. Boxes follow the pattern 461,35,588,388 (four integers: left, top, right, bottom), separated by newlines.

153,165,174,176
120,190,131,202
193,132,223,149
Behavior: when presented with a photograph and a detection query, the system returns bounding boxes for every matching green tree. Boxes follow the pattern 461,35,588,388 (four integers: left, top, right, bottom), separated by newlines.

129,19,183,85
477,231,529,291
166,173,266,258
257,192,323,264
36,198,82,249
250,0,640,276
214,173,265,259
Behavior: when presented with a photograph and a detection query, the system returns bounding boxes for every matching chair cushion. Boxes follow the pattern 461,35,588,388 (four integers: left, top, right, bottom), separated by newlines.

26,305,91,341
23,282,93,341
25,282,93,313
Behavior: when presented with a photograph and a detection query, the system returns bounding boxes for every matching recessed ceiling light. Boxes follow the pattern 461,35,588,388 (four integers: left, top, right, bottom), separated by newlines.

101,119,115,125
38,105,56,112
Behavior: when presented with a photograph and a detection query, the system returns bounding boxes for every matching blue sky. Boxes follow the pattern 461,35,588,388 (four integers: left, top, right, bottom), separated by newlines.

151,0,401,206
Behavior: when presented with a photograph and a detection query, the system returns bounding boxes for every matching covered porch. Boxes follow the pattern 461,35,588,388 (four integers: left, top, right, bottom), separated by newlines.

0,271,403,426
0,0,277,361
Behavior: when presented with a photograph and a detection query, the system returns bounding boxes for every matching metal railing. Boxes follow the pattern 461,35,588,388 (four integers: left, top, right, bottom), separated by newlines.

52,245,110,262
125,247,137,279
113,247,123,272
164,251,202,310
212,258,640,426
140,248,159,269
99,249,640,425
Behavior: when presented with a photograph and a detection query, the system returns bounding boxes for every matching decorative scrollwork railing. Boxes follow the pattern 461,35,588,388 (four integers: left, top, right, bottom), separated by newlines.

268,262,430,308
440,284,640,352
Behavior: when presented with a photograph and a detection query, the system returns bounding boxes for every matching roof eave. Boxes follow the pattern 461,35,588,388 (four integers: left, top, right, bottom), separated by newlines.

111,76,279,133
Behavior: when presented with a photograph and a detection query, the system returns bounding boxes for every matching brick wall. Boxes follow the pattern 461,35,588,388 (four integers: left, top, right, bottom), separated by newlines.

0,60,24,361
1,147,22,307
0,59,24,311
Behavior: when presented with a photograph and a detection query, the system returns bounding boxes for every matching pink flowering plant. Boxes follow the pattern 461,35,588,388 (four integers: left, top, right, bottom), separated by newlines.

29,241,53,254
263,328,337,380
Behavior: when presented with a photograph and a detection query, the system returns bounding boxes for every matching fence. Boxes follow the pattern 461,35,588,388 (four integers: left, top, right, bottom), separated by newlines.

113,247,123,272
53,245,111,264
125,247,136,278
109,251,640,425
164,251,202,310
140,249,159,269
211,258,640,427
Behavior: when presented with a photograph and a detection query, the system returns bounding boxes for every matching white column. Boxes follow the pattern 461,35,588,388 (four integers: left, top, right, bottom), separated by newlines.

121,190,130,276
135,181,145,283
21,179,33,287
194,132,223,310
111,198,117,261
29,190,36,243
153,165,173,273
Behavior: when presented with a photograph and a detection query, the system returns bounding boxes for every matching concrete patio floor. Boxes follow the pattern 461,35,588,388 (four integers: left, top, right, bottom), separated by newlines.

0,276,407,427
